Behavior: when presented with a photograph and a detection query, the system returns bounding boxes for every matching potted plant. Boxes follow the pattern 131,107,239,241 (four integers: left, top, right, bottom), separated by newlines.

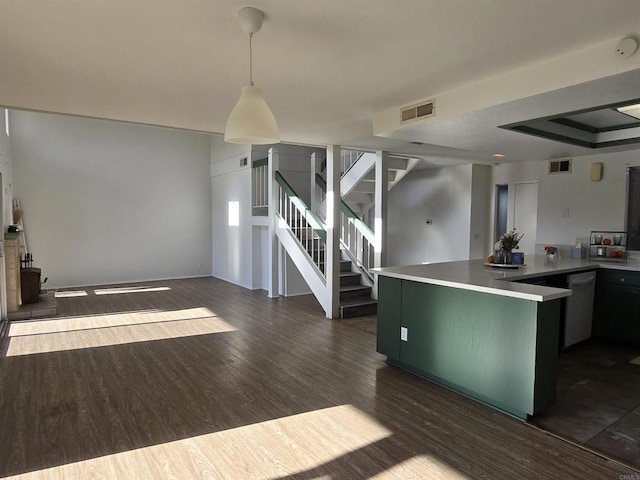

495,229,524,264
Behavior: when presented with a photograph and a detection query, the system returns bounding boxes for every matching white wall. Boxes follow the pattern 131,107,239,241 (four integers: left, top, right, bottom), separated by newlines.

0,109,14,319
210,136,254,288
0,110,14,227
470,164,491,259
537,152,632,245
387,164,475,266
490,150,640,250
11,111,212,288
210,138,321,293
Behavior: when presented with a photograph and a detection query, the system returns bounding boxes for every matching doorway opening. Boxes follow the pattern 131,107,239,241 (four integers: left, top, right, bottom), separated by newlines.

494,184,508,244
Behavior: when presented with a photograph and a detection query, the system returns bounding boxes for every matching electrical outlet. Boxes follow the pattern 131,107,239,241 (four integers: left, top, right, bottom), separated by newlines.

401,326,408,342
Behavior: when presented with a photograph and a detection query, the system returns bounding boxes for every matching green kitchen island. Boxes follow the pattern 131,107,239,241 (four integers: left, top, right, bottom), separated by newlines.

371,256,598,419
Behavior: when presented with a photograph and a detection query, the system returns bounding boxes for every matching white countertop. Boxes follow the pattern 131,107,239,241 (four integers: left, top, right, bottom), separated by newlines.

371,255,639,302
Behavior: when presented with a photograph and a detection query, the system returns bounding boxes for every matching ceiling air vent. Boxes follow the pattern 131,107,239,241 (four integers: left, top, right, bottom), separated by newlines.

400,100,435,124
548,157,572,174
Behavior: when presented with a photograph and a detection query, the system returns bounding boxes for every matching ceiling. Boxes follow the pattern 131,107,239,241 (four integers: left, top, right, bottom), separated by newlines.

2,0,640,165
501,99,640,150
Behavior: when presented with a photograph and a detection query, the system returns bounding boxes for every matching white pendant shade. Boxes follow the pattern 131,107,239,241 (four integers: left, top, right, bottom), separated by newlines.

224,86,280,145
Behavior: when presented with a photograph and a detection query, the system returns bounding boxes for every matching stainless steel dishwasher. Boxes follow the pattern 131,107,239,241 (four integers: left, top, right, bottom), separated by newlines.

564,270,597,348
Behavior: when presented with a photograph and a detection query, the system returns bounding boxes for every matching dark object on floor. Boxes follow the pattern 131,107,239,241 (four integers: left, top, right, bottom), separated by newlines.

20,267,41,304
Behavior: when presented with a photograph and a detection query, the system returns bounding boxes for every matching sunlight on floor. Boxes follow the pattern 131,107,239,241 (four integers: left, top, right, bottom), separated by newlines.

93,286,172,295
9,307,219,336
54,290,88,298
5,307,236,356
54,285,173,298
2,405,416,480
370,457,471,479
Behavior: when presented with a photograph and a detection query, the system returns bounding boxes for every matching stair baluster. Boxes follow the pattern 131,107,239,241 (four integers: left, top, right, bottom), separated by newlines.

315,174,375,284
276,172,326,277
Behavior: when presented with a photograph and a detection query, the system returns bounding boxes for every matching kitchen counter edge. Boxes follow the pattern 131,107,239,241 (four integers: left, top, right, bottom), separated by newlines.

369,256,631,302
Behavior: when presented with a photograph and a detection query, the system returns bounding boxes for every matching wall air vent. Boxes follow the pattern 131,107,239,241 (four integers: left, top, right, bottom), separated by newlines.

400,100,435,124
548,157,572,174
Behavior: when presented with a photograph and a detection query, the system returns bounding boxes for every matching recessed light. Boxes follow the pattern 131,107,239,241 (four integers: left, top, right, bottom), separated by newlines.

492,153,505,158
617,103,640,120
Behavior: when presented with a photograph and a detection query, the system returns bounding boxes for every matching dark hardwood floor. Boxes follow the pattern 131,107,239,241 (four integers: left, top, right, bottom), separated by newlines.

0,277,637,479
532,339,640,469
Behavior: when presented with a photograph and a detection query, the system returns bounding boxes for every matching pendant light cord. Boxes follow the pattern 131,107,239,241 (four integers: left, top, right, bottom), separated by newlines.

249,33,254,87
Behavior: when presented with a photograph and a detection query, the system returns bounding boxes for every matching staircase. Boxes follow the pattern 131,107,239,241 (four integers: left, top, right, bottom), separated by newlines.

291,216,377,318
338,261,377,317
291,224,378,318
273,148,419,319
339,152,421,217
277,173,376,319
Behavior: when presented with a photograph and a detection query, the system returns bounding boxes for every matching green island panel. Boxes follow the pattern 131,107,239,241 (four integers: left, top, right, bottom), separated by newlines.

392,279,559,418
376,276,402,360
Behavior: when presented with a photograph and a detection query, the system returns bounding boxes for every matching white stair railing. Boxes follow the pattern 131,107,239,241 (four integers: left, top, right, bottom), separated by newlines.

320,149,367,177
315,174,374,283
339,207,375,282
252,158,269,214
341,149,365,176
276,172,327,277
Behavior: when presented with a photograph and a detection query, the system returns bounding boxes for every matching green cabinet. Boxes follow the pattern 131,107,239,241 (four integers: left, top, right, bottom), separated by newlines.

376,276,402,360
376,277,561,419
594,269,640,346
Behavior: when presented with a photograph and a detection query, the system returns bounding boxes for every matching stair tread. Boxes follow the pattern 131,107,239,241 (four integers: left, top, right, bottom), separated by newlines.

339,285,371,292
340,299,378,318
340,298,377,306
340,272,360,277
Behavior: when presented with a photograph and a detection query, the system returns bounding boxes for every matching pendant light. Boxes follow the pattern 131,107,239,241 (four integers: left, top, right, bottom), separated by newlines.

224,7,280,145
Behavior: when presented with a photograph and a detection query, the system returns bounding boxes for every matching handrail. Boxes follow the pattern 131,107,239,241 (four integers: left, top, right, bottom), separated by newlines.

315,174,374,244
341,150,365,177
276,172,326,243
252,157,268,168
314,173,375,281
251,157,269,212
319,150,367,177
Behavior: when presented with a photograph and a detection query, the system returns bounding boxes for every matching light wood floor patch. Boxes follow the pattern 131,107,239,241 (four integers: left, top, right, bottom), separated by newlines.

9,307,221,336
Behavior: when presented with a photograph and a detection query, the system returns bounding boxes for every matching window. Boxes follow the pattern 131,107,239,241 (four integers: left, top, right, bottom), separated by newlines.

228,201,240,227
627,167,640,249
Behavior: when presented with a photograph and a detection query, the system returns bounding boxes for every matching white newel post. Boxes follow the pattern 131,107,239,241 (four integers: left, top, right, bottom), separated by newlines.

325,145,341,318
373,150,389,299
310,152,322,215
268,147,280,298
